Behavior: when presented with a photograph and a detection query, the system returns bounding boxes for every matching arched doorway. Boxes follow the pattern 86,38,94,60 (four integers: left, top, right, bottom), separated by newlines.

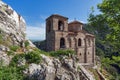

60,38,65,48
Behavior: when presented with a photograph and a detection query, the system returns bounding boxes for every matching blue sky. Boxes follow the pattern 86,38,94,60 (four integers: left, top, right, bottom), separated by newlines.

3,0,102,41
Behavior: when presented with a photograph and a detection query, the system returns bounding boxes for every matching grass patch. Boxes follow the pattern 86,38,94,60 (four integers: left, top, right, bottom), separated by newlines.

25,40,29,47
0,66,27,80
10,46,20,52
50,49,75,57
25,51,42,64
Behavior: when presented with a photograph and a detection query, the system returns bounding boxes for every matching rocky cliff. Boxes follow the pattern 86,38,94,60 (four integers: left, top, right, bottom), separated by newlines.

0,1,26,47
0,1,35,65
0,1,96,80
23,54,95,80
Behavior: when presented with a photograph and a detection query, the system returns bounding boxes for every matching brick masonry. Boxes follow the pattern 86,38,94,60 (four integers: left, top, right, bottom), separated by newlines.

46,14,95,64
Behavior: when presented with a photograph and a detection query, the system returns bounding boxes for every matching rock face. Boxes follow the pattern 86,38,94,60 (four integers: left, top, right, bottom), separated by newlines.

0,1,26,48
0,1,27,65
24,55,95,80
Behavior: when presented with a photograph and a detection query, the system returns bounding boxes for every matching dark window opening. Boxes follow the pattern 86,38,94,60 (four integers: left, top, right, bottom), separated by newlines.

78,38,81,46
80,53,81,56
58,21,64,31
60,38,65,48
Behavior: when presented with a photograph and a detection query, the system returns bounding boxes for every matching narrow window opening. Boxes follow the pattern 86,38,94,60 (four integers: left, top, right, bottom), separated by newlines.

78,38,81,46
80,53,81,56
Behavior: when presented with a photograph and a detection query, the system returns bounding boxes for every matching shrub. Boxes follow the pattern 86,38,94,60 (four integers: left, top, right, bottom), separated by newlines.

7,50,14,55
25,51,42,64
0,66,27,80
0,34,3,44
1,54,27,80
10,54,25,66
50,49,75,57
25,40,29,47
10,46,20,52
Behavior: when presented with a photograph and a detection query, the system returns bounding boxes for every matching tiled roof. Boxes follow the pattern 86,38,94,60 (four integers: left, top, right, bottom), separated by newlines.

69,20,83,25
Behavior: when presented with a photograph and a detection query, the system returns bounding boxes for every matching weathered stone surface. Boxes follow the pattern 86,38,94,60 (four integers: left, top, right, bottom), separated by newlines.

24,55,95,80
0,1,26,48
46,14,96,64
0,51,10,65
0,1,35,65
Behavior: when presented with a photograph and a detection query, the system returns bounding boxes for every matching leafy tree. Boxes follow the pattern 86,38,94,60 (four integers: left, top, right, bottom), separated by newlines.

97,0,120,50
87,0,120,79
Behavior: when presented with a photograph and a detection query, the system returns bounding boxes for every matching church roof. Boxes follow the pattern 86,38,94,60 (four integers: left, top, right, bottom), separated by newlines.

69,20,83,25
46,14,68,20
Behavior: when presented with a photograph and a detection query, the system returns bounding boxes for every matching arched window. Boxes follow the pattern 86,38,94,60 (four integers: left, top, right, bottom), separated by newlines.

60,38,65,48
58,21,64,31
78,38,82,46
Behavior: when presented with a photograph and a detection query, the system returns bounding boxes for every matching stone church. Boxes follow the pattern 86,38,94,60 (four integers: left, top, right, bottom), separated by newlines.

46,14,95,64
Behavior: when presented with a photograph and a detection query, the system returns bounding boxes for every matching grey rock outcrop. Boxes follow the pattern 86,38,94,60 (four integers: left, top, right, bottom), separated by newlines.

0,1,35,65
0,1,26,47
24,55,95,80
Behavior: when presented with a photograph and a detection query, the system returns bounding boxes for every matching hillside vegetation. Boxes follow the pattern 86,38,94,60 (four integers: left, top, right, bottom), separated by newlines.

85,0,120,79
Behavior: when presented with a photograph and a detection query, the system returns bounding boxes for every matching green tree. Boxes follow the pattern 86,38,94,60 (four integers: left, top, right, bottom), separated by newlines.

88,0,120,79
97,0,120,49
88,0,120,56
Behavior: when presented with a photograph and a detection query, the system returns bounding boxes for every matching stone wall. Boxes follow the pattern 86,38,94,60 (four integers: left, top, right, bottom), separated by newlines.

46,14,95,64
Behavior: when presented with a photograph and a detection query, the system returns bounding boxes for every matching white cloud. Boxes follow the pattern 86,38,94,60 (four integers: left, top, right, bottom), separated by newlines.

26,19,87,41
26,23,45,41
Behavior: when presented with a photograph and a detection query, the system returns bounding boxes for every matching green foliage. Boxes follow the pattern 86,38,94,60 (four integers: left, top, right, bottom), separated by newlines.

25,40,29,47
112,56,120,67
50,49,75,57
10,54,25,66
95,0,120,50
10,51,42,66
7,50,14,55
10,46,20,52
0,65,26,80
0,34,3,44
25,51,42,64
0,53,30,80
87,0,120,79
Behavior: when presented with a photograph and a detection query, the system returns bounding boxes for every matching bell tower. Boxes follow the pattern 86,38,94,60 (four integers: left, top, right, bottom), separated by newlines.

46,14,68,51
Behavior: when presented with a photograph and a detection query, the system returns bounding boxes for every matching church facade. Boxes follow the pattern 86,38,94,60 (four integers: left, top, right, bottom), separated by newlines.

46,14,95,64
